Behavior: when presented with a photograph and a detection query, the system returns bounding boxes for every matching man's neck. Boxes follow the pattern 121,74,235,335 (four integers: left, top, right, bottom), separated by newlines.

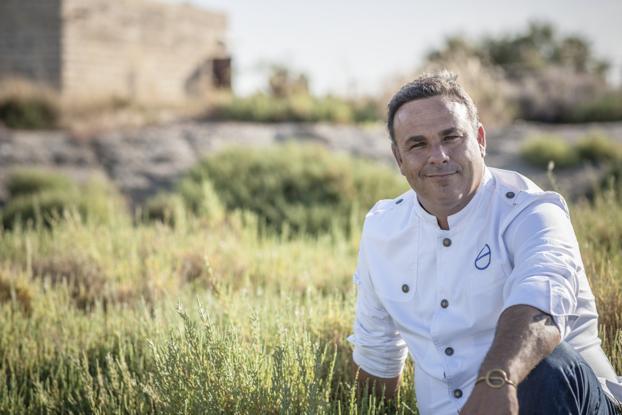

437,216,450,230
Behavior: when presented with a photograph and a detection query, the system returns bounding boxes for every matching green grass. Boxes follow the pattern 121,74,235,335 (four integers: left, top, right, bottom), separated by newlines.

0,149,620,414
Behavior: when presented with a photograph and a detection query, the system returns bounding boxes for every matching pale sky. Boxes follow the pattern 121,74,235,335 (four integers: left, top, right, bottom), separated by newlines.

171,0,622,96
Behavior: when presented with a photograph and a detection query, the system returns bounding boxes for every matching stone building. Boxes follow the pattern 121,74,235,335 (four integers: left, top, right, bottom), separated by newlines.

0,0,231,103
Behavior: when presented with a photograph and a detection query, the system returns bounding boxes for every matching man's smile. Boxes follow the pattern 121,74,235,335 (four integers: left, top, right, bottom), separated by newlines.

423,171,458,178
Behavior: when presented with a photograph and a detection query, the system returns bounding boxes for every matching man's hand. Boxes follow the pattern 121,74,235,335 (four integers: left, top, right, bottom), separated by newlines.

460,383,518,415
460,304,561,414
353,363,401,401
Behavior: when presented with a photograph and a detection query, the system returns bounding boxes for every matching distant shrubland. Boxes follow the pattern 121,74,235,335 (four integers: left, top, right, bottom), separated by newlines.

210,65,383,124
418,21,622,125
520,131,622,169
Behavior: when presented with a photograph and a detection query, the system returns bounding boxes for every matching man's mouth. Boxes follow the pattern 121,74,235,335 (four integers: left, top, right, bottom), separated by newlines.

424,171,457,178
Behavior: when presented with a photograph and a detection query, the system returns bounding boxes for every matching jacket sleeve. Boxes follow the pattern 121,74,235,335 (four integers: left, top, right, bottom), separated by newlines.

348,235,408,378
502,198,581,340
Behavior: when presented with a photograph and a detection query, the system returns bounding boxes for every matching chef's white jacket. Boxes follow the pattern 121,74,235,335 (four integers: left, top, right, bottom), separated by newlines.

349,167,622,415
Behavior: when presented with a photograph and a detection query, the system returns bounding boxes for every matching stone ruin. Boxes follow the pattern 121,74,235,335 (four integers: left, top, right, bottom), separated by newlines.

0,0,231,104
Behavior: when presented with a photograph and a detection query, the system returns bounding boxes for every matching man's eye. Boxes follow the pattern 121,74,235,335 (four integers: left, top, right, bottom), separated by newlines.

410,142,425,150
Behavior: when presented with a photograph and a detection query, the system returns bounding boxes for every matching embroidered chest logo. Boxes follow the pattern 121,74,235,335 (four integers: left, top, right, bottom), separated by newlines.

475,244,492,270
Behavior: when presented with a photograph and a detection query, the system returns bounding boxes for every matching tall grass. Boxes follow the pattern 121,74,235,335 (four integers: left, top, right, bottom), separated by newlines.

0,155,620,413
0,208,420,414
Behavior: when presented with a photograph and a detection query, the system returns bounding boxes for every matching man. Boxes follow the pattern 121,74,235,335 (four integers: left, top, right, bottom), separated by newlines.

348,71,622,414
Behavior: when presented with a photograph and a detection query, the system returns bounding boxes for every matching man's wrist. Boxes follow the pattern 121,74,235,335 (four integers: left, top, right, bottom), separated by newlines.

476,369,517,389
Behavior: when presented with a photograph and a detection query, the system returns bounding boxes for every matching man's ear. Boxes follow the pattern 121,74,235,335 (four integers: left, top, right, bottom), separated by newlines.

477,124,487,158
391,142,404,172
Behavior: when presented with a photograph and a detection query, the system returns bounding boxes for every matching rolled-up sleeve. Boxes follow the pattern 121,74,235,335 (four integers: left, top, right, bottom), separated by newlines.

347,236,408,378
503,198,581,340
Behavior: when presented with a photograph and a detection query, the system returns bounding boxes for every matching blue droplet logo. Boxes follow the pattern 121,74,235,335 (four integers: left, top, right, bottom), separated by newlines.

475,244,491,270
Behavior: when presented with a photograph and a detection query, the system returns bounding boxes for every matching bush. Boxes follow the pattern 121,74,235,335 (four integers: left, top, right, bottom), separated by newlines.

142,193,186,226
1,190,82,229
520,134,579,168
521,132,622,171
571,91,622,122
0,78,60,129
210,93,381,124
180,144,407,235
6,169,76,198
176,178,225,222
421,23,618,124
575,131,622,164
1,172,127,230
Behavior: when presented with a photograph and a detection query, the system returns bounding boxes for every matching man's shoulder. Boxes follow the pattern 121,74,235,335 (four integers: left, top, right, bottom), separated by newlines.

488,167,570,224
363,189,415,231
489,167,543,194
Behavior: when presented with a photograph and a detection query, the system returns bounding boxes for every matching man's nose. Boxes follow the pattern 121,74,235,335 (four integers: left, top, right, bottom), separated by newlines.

428,143,449,164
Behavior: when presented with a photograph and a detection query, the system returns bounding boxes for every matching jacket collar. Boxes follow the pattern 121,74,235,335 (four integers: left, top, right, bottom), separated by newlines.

412,167,494,231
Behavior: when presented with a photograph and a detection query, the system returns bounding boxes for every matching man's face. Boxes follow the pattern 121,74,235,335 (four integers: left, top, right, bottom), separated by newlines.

391,95,486,218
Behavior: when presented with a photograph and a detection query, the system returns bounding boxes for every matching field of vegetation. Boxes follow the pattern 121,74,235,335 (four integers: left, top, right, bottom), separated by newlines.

1,144,621,414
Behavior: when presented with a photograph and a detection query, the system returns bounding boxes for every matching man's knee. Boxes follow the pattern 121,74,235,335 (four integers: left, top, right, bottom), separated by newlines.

517,342,614,414
521,342,581,388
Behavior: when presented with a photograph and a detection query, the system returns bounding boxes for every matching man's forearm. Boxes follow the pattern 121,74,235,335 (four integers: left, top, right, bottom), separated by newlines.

478,304,561,383
353,363,401,401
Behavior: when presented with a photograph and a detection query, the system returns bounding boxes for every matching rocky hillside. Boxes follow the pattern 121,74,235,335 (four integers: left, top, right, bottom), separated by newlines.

2,121,622,207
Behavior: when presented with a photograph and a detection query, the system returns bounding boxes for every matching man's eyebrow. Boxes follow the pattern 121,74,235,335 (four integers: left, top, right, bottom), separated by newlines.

404,135,426,144
440,127,465,136
403,128,466,144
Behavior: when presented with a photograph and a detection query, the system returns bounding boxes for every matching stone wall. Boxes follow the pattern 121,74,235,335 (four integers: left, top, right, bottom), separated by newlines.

0,0,229,103
0,0,62,88
61,0,229,103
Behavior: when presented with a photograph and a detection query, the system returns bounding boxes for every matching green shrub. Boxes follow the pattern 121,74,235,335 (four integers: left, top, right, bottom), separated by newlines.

1,190,81,229
520,134,579,168
352,98,384,123
210,93,381,124
142,192,186,226
311,96,354,123
0,79,60,129
6,168,76,198
213,93,289,122
571,91,622,123
1,173,127,230
575,131,622,164
176,178,224,221
180,144,407,235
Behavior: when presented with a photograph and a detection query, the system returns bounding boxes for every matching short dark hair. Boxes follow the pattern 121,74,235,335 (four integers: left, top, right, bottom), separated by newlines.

387,71,479,143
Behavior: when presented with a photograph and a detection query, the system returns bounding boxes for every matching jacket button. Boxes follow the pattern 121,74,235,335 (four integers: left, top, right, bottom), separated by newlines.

440,299,449,308
505,191,515,199
395,198,404,205
453,389,463,398
401,284,409,293
445,347,454,356
442,238,452,247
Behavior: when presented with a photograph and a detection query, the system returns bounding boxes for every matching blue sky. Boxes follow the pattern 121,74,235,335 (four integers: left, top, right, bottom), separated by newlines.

170,0,622,96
